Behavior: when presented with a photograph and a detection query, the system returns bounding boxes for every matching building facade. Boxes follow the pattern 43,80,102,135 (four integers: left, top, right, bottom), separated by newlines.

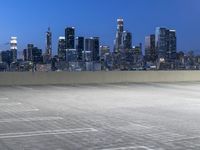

155,27,177,61
10,37,17,62
114,18,124,53
58,37,66,60
75,37,84,61
65,27,75,49
145,34,156,62
45,27,52,57
85,37,100,62
122,31,132,51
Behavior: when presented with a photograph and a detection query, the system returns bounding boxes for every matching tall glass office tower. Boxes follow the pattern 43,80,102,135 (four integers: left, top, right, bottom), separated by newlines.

114,18,124,53
58,37,66,60
145,34,156,62
75,37,84,61
155,27,177,61
65,27,75,49
85,37,100,62
10,37,17,62
45,27,52,57
122,31,132,50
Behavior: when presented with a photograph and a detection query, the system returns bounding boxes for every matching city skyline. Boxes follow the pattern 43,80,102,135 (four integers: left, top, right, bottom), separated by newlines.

0,0,200,54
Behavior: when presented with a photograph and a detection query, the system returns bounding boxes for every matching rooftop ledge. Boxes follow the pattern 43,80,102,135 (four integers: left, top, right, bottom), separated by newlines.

0,71,200,86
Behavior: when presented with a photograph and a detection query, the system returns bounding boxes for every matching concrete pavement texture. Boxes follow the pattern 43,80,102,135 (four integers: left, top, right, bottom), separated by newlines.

0,83,200,150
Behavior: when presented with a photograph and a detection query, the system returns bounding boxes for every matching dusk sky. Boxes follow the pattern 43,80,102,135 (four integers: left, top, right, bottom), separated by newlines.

0,0,200,54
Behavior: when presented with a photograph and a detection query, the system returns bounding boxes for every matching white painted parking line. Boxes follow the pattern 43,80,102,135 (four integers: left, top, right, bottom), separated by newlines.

130,123,155,129
0,108,39,113
0,102,22,106
166,136,200,143
0,117,64,123
101,146,154,150
0,98,9,100
106,84,129,89
0,128,98,139
16,86,34,90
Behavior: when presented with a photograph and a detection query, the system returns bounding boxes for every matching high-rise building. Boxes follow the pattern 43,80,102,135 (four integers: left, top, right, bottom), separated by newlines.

23,44,42,63
23,49,28,61
66,49,77,62
117,18,124,33
155,27,168,60
10,37,17,62
45,27,52,57
114,18,124,53
133,43,143,56
0,50,12,65
85,37,100,62
133,43,143,65
168,30,177,60
32,47,43,64
145,34,156,62
92,37,100,62
155,27,177,61
85,38,93,52
58,37,66,60
27,44,34,61
65,27,75,49
100,45,110,57
75,37,84,61
122,31,132,50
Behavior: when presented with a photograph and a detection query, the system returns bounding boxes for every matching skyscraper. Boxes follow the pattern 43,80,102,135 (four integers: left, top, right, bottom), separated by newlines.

145,34,156,62
168,30,177,60
114,18,124,53
45,27,52,58
27,44,34,61
0,50,12,65
155,27,177,61
23,44,42,63
58,37,66,60
85,37,100,62
92,37,100,62
117,18,124,33
65,27,75,49
155,27,168,60
75,37,84,61
10,37,17,62
122,31,132,50
32,47,43,64
85,38,93,52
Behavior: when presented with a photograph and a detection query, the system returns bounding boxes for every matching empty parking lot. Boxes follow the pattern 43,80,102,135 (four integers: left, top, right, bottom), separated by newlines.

0,83,200,150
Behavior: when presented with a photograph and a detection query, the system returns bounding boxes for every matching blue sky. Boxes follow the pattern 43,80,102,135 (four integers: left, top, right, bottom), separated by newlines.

0,0,200,54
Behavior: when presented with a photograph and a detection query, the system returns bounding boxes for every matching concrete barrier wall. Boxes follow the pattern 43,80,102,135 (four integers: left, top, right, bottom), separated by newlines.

0,71,200,86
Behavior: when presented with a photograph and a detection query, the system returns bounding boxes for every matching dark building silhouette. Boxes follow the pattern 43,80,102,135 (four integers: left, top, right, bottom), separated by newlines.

145,34,156,62
114,18,124,53
75,37,84,61
32,47,43,64
0,50,12,65
45,27,52,57
122,31,132,51
23,44,42,63
168,30,177,60
10,37,17,62
155,27,177,61
58,37,66,60
85,37,100,62
65,27,75,49
27,44,34,61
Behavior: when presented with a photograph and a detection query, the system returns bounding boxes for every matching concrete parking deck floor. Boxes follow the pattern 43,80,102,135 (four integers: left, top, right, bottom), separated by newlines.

0,83,200,150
